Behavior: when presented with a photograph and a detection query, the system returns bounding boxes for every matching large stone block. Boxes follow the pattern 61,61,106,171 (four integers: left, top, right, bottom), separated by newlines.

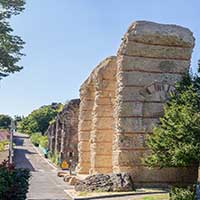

114,134,147,149
118,55,190,73
119,41,193,60
94,96,115,105
92,117,114,129
121,21,195,47
90,130,114,142
113,150,145,166
118,71,182,86
90,143,113,154
78,131,90,141
116,117,159,133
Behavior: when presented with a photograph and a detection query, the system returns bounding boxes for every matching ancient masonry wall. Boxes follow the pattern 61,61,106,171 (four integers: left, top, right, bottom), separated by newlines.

90,57,116,174
77,79,95,174
113,21,196,184
77,21,197,185
47,99,80,163
77,57,117,174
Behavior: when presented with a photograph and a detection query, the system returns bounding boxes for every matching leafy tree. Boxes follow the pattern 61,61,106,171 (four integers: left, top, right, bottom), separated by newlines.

0,114,12,129
145,73,200,168
13,115,23,126
18,103,63,135
0,0,25,79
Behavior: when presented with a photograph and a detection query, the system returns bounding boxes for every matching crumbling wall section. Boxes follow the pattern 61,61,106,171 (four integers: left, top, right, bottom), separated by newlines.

47,99,80,164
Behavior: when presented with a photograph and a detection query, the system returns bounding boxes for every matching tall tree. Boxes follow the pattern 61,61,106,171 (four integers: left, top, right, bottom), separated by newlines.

145,73,200,168
0,0,25,79
18,103,63,135
0,114,12,129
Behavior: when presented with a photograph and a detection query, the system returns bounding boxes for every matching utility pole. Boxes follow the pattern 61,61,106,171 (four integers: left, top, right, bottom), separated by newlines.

9,119,15,164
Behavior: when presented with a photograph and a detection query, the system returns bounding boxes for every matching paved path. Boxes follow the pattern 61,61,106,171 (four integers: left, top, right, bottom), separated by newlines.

14,133,72,200
13,133,168,200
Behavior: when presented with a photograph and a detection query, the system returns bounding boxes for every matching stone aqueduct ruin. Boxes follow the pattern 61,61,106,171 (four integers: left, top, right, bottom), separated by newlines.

77,21,196,184
47,21,197,185
47,99,80,163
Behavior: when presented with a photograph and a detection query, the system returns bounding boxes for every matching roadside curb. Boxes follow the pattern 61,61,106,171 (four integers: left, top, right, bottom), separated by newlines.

64,190,168,200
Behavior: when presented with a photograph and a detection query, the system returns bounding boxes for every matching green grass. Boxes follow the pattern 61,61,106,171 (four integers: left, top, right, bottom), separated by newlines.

142,194,169,200
0,140,9,152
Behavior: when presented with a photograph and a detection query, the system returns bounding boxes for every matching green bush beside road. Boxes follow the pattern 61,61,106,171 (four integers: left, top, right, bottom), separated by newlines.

169,186,196,200
31,133,48,149
0,160,30,200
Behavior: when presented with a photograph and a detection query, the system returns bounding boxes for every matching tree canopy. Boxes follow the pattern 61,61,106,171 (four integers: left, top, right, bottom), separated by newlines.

0,114,12,130
17,103,63,135
0,0,25,79
145,71,200,168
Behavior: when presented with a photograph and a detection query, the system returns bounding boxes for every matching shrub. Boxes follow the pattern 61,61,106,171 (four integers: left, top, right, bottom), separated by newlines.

30,133,41,146
48,151,60,166
30,133,48,149
0,160,30,200
0,140,9,152
39,135,48,149
170,186,196,200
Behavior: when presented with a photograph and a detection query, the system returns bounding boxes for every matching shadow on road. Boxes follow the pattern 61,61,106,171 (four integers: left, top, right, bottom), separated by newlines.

14,135,36,171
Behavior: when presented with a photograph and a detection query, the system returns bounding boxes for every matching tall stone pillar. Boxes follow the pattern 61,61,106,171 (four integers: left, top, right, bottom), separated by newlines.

77,81,95,174
55,118,62,153
90,57,117,174
114,21,195,184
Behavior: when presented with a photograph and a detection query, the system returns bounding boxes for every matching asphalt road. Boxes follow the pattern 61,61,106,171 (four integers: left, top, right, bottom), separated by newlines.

13,133,72,200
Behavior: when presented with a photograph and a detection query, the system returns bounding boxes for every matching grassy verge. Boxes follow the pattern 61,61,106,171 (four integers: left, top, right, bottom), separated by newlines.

140,194,169,200
0,140,9,152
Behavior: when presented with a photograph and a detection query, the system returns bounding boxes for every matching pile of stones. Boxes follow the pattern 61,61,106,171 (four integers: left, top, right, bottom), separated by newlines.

75,173,134,192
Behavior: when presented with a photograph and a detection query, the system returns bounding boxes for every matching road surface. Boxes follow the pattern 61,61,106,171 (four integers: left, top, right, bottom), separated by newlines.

13,133,168,200
14,133,72,200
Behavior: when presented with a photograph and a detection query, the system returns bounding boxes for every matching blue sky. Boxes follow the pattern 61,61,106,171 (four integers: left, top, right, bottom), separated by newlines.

0,0,199,117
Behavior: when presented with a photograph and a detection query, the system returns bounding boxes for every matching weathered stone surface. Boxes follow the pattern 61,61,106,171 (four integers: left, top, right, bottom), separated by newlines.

57,171,69,177
114,20,195,185
46,99,80,165
77,56,117,174
75,173,134,192
123,21,194,47
63,175,71,182
69,176,80,185
77,20,196,186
